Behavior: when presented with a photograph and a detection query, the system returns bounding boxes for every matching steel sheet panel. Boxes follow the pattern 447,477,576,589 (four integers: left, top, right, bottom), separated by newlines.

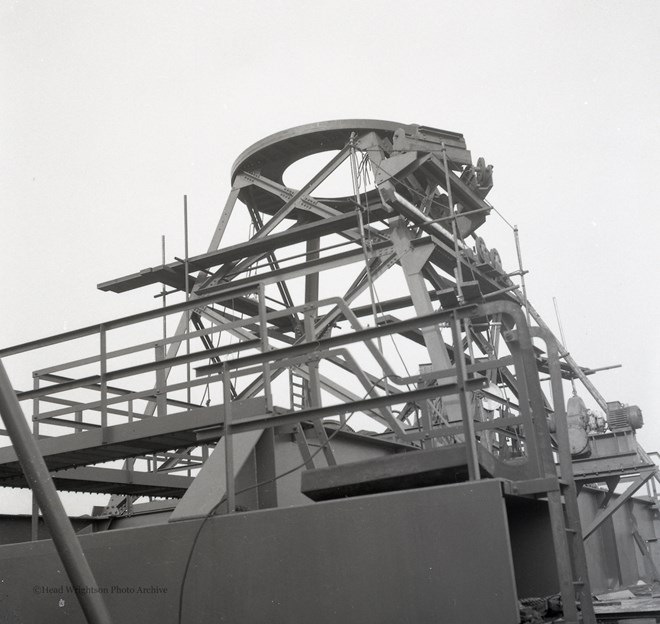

0,480,518,623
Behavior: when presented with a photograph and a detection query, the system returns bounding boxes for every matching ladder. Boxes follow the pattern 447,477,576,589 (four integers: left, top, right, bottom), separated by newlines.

547,470,596,623
288,367,336,467
289,368,307,411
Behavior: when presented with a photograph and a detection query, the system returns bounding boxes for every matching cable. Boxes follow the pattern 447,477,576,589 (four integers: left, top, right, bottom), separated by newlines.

177,375,387,624
492,206,515,231
369,280,413,389
349,139,391,397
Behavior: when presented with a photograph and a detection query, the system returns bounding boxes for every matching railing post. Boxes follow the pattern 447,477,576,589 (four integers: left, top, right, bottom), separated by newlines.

154,343,166,418
31,374,40,541
99,324,108,443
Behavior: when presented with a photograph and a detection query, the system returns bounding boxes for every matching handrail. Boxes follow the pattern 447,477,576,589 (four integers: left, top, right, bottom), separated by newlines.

2,290,552,483
0,283,258,358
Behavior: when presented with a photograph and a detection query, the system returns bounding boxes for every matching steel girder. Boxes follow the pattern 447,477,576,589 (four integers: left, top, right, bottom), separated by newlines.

3,120,540,500
0,122,603,522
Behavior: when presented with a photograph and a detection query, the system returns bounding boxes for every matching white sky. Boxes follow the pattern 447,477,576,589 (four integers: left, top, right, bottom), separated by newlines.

1,1,658,513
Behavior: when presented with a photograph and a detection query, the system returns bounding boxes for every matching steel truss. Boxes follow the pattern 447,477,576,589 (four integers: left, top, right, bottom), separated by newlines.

1,119,630,622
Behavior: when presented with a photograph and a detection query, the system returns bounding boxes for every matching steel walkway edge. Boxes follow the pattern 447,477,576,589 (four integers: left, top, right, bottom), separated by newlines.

0,397,268,479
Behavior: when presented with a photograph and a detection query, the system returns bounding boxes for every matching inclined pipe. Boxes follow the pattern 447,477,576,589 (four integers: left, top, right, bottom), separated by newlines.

0,359,112,624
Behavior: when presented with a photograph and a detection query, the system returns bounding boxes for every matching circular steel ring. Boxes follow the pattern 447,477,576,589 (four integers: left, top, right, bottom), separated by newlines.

232,119,412,182
231,119,415,217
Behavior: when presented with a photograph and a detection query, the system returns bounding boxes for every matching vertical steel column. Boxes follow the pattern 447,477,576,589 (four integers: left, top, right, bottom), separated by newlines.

303,235,321,409
257,283,272,412
0,360,112,624
450,314,480,480
301,232,336,465
161,234,167,341
184,195,192,408
223,363,235,513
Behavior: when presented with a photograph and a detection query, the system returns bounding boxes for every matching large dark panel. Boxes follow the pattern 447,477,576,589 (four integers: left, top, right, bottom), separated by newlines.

0,480,519,624
506,495,560,598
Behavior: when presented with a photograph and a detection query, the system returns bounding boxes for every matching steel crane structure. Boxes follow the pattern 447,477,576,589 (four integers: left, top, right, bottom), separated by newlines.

1,119,654,623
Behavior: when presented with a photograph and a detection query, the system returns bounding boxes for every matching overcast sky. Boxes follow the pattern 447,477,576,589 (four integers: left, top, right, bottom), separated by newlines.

1,1,658,513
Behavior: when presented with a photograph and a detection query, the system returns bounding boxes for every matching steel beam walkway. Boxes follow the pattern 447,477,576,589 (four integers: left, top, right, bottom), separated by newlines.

0,398,268,495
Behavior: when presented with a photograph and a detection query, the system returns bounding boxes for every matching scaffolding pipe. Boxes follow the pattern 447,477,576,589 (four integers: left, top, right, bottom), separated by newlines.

0,359,112,624
513,226,531,326
553,297,577,394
